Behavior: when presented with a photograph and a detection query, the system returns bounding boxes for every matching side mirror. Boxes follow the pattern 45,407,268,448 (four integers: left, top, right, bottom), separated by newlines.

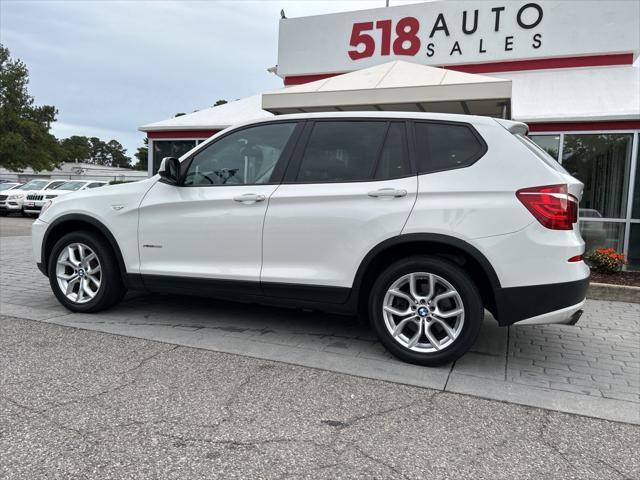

158,157,181,185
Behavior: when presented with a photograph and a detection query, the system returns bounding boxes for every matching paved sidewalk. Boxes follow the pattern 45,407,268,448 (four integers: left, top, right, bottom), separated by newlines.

1,234,639,424
2,316,639,480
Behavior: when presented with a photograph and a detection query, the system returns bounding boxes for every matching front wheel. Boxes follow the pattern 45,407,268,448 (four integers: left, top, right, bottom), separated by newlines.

369,256,483,366
48,231,126,312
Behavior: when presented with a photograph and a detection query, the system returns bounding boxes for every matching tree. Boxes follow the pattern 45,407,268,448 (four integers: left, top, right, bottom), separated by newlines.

0,44,61,171
105,139,130,168
59,135,91,163
213,99,227,107
88,137,109,165
174,112,186,117
133,138,148,171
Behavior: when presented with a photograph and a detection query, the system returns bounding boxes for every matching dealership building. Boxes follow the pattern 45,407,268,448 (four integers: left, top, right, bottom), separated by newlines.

140,0,640,269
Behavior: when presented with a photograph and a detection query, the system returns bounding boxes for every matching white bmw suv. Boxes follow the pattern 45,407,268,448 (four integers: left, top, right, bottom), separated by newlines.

32,113,589,365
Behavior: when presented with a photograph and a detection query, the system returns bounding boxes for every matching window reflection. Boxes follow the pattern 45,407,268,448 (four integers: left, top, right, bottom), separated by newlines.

563,134,632,219
579,221,624,255
629,224,640,270
633,143,640,219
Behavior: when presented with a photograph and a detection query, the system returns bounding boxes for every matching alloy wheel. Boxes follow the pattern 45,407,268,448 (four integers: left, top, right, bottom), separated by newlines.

382,272,465,353
56,243,102,304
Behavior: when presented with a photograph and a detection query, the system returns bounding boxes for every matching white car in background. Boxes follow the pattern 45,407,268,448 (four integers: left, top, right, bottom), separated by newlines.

0,183,24,216
1,179,67,216
24,180,108,217
0,182,22,191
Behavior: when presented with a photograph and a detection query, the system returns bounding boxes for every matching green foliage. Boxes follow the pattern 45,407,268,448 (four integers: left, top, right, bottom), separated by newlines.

587,248,625,273
133,137,148,171
0,44,61,171
59,135,91,163
213,99,227,107
57,135,131,168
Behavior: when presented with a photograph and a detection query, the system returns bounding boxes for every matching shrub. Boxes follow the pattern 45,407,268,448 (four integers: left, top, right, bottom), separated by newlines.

587,247,625,273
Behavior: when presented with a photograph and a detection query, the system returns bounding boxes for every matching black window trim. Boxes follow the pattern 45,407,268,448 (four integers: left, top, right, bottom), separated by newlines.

282,117,416,185
410,119,488,175
176,120,306,188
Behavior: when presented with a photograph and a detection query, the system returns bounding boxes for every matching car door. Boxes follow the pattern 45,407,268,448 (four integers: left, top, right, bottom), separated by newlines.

138,121,301,294
261,119,417,302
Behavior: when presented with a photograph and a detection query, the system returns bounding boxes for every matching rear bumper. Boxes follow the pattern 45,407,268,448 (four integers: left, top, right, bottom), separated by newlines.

494,276,590,326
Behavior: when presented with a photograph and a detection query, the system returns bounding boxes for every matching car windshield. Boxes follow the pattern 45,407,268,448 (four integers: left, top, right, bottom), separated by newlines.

20,180,49,190
56,181,85,191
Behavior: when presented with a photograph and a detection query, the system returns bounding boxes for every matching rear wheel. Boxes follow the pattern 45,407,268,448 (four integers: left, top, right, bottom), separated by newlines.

369,256,483,366
48,231,126,312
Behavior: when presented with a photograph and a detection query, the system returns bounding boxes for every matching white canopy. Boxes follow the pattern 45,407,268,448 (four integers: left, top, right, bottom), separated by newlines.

139,94,273,132
262,61,513,118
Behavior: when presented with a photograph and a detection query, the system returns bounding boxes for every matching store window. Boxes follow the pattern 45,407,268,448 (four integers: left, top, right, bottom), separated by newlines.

530,135,560,161
579,221,625,256
629,224,640,270
153,140,197,173
633,143,640,219
562,134,633,219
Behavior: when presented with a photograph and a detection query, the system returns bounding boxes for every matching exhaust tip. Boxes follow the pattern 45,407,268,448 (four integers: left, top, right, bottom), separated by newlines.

567,309,583,326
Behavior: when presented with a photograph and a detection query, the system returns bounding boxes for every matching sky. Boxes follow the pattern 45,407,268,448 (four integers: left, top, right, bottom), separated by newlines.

1,0,422,158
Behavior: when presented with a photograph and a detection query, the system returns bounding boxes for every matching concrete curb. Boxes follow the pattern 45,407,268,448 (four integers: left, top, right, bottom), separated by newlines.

588,282,640,304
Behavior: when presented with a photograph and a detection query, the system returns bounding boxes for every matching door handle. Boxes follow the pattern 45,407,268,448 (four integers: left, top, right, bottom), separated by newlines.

368,188,407,198
233,193,266,204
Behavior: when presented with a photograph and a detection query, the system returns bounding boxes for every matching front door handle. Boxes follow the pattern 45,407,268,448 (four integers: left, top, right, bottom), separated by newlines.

368,188,407,198
233,193,266,204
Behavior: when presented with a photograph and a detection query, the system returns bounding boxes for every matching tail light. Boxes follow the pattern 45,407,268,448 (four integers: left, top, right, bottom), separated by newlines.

516,184,578,230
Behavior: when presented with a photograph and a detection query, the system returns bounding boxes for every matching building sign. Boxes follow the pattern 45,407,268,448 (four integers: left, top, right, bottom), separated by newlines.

277,0,640,78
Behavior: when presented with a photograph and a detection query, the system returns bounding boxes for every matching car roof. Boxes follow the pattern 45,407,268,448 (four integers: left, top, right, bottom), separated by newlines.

235,111,508,128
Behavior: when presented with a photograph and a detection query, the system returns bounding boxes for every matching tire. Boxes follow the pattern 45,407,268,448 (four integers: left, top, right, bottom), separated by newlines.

48,230,127,312
21,210,28,217
368,255,483,366
0,211,7,217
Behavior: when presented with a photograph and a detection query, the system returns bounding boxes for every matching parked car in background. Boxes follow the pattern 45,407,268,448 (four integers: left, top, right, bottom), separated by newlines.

1,179,67,216
0,182,22,191
32,112,590,366
0,183,24,216
23,180,108,217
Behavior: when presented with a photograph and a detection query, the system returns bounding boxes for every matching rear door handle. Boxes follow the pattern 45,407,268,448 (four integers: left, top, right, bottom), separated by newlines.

368,188,407,198
233,193,266,204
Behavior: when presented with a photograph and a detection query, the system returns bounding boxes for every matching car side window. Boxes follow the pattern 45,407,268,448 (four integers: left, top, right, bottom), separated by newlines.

374,122,410,180
295,121,387,183
414,122,486,174
87,183,103,189
48,181,65,190
183,123,297,186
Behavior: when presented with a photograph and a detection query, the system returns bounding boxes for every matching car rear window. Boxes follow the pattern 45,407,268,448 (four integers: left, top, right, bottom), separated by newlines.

414,122,486,174
516,134,569,174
